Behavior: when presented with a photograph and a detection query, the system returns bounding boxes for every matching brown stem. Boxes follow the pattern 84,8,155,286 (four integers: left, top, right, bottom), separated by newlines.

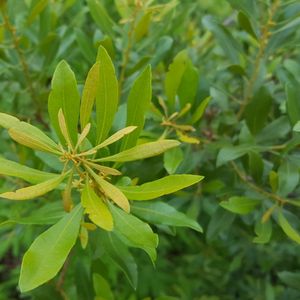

230,161,287,205
1,11,48,128
237,0,280,120
118,5,141,98
56,254,72,300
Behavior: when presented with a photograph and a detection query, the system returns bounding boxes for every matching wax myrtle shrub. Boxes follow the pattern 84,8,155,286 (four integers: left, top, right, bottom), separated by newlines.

1,0,300,299
0,43,205,296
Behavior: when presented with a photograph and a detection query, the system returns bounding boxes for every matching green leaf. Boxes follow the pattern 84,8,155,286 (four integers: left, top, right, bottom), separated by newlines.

278,210,300,244
178,61,199,106
19,205,83,292
27,0,48,25
96,46,119,144
245,87,273,135
82,126,137,156
48,60,80,145
9,122,61,154
248,151,263,183
80,62,100,129
0,112,20,129
278,159,299,197
93,273,114,300
237,11,257,39
119,174,203,200
253,219,272,244
293,121,300,132
81,183,113,231
131,201,203,232
87,167,130,213
109,204,158,263
278,271,300,290
202,15,242,64
220,196,260,215
190,96,211,124
216,144,265,167
164,50,188,107
97,140,180,162
206,207,235,242
121,66,152,150
163,147,183,174
0,172,68,200
87,0,115,36
0,157,58,184
134,12,152,42
98,231,137,289
286,84,300,125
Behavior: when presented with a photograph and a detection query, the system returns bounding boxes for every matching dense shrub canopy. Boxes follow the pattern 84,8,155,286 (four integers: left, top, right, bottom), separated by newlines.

0,0,300,299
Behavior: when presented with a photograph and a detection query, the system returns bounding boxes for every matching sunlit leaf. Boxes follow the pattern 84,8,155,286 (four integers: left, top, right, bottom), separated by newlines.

278,210,300,244
119,174,203,200
220,196,260,215
97,140,180,162
19,205,83,292
0,172,69,200
81,183,113,231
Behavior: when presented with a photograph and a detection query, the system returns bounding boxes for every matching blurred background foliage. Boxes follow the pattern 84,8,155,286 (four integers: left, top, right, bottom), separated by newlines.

1,0,300,299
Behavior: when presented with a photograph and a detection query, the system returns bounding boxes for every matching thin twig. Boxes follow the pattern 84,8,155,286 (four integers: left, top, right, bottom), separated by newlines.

237,0,280,119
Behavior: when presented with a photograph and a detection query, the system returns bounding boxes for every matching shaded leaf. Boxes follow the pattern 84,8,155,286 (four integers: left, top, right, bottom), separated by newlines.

278,210,300,244
109,204,158,263
163,147,183,174
132,201,203,232
220,196,260,215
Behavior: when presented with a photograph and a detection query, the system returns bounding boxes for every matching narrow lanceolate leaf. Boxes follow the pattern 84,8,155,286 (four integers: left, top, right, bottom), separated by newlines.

80,62,100,129
19,205,83,292
0,172,68,200
109,204,159,263
81,126,137,156
96,140,180,163
9,122,61,155
121,66,152,150
84,161,121,176
96,46,118,144
278,210,300,244
87,167,130,212
48,60,80,145
220,197,260,215
132,201,203,232
58,109,73,149
119,174,203,200
0,157,58,184
75,123,91,150
191,96,211,124
164,50,188,107
81,183,113,231
0,112,20,129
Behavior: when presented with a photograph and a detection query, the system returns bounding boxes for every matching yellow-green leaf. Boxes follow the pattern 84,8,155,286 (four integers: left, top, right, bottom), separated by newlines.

134,12,152,42
80,62,100,129
191,96,211,124
220,196,260,215
0,157,58,184
96,46,118,144
9,122,61,155
97,140,180,162
0,172,68,200
19,205,83,292
81,183,113,231
88,167,130,212
81,126,137,156
278,210,300,244
58,109,73,149
119,174,204,200
0,112,20,129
